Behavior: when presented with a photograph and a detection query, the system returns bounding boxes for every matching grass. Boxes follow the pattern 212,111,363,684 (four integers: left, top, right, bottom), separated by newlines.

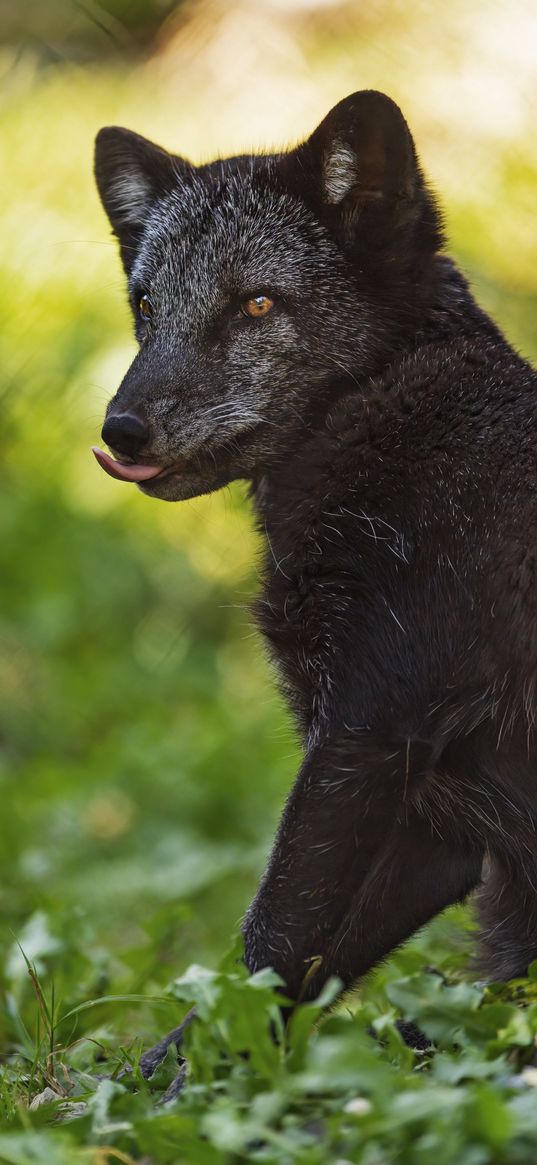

1,3,537,1160
7,921,537,1163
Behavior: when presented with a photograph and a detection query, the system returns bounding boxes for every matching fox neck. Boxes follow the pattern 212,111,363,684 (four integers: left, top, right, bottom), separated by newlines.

251,255,497,517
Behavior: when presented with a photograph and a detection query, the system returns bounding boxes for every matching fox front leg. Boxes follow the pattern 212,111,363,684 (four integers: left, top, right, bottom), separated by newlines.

243,734,483,1002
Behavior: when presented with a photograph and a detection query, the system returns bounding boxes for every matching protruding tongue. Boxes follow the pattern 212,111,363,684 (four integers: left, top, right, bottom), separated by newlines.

92,447,164,482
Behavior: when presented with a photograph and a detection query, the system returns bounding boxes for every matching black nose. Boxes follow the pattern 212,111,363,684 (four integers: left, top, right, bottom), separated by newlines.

101,412,150,460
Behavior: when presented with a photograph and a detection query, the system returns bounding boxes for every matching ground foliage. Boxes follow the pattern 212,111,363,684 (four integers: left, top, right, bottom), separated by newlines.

1,1,537,1161
6,918,537,1163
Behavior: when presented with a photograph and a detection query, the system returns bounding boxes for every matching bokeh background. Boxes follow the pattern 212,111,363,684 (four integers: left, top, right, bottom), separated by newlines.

1,0,536,1056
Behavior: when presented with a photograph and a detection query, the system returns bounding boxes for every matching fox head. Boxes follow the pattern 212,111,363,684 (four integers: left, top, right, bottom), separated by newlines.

93,90,443,501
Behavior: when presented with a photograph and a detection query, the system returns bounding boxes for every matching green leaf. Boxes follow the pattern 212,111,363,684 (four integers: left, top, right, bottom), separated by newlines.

171,965,222,1018
286,976,342,1070
387,972,484,1045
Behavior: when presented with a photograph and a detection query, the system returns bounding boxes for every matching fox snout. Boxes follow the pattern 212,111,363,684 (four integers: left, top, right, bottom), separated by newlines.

94,355,250,498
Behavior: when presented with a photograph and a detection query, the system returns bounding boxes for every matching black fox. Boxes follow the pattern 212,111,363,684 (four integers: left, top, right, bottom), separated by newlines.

94,91,537,1009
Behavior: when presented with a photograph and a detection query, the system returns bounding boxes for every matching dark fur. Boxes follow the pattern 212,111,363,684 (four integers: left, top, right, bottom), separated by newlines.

95,91,537,1002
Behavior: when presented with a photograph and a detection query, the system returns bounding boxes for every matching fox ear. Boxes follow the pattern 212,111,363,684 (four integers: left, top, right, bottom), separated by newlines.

94,127,187,273
308,90,417,207
290,90,440,253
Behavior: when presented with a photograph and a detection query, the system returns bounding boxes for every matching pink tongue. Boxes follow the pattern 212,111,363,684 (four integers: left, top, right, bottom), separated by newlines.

92,447,164,482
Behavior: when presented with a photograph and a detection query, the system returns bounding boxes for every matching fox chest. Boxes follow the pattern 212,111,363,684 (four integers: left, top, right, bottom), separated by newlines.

255,546,337,739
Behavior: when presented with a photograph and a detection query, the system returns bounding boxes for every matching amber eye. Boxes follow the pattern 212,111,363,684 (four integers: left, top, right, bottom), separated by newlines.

139,294,153,320
241,295,274,319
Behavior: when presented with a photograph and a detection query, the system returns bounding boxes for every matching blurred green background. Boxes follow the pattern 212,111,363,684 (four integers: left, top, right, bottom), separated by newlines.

1,0,536,1059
